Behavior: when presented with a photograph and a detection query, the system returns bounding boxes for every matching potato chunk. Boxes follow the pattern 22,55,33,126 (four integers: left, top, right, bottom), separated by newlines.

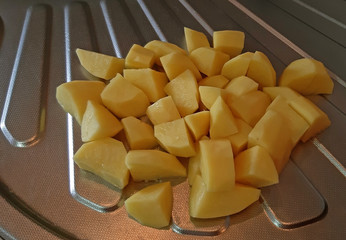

184,27,210,53
101,74,150,118
221,52,254,80
224,75,259,102
81,100,123,142
125,182,173,228
125,44,155,69
228,118,252,156
262,86,300,101
73,138,129,189
198,75,229,88
199,86,227,110
56,80,105,125
125,150,186,181
184,111,210,141
213,30,245,58
144,40,186,66
76,48,124,80
146,96,181,125
189,175,260,219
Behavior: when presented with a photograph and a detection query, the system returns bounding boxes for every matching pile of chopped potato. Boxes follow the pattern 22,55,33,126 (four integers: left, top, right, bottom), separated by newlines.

56,27,333,228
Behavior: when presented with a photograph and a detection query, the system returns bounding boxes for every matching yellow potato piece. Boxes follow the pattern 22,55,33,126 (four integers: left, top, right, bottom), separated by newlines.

184,27,210,53
56,80,105,125
101,74,150,118
164,70,199,117
123,68,168,102
144,40,186,66
125,150,186,181
190,47,230,76
199,86,227,110
73,138,129,189
125,182,173,228
146,96,181,125
154,118,196,158
262,86,300,101
198,75,229,88
76,48,124,80
81,100,123,142
228,118,253,156
224,75,259,103
125,44,155,69
235,145,279,188
221,52,254,80
121,116,157,150
189,175,260,219
199,139,235,192
184,111,210,141
213,30,245,58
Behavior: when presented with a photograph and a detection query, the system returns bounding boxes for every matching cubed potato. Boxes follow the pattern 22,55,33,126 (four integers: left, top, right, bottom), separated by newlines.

213,30,245,58
262,86,300,101
184,111,210,141
224,75,259,103
101,74,150,118
221,52,254,80
164,70,199,117
189,175,260,219
288,96,331,142
160,52,202,81
198,75,229,88
146,96,181,125
73,138,129,189
188,136,209,186
267,95,309,146
81,100,123,142
229,90,271,127
76,48,124,80
125,182,173,228
228,118,253,156
56,80,105,125
279,58,334,95
121,116,157,150
144,40,186,66
123,68,168,102
246,51,276,88
199,86,227,110
248,110,293,173
125,150,186,181
199,139,235,192
189,47,230,76
209,96,238,139
125,44,155,69
154,118,196,157
184,27,210,53
234,146,279,188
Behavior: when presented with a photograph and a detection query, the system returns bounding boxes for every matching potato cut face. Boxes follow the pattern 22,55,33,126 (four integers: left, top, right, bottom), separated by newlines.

199,86,227,110
228,118,253,156
184,27,210,53
121,116,157,150
189,175,260,218
235,146,279,188
101,74,150,118
198,75,229,88
125,150,186,181
221,52,254,81
154,118,196,157
262,86,300,101
125,182,173,228
76,48,124,80
125,44,155,69
146,96,181,125
56,80,105,125
213,30,245,58
199,139,235,192
81,100,123,142
73,138,129,189
184,111,210,141
224,75,259,102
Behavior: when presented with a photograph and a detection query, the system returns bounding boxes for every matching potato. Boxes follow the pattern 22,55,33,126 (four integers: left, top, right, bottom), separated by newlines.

121,116,157,150
189,47,230,76
198,75,229,88
123,68,168,102
56,80,105,125
213,30,245,58
198,86,227,110
81,100,123,142
189,175,260,219
125,44,155,69
164,70,199,117
125,150,186,181
73,138,129,189
184,111,210,141
184,27,210,53
246,51,276,88
234,146,279,188
224,75,259,102
146,96,181,125
125,182,173,228
199,139,235,192
154,118,196,157
228,118,253,156
279,58,333,95
262,86,300,101
144,40,186,66
209,96,238,139
221,52,254,80
76,48,124,80
160,52,201,81
101,74,150,118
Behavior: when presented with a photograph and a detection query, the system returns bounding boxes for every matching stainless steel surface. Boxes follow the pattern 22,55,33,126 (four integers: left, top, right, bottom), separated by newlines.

0,0,345,239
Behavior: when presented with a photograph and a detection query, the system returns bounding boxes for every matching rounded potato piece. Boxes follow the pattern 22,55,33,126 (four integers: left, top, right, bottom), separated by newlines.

146,96,181,125
184,27,210,53
213,30,245,58
221,52,254,81
125,44,155,69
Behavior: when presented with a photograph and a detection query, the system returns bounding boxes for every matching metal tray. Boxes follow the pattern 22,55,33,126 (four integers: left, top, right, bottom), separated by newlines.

0,0,345,239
